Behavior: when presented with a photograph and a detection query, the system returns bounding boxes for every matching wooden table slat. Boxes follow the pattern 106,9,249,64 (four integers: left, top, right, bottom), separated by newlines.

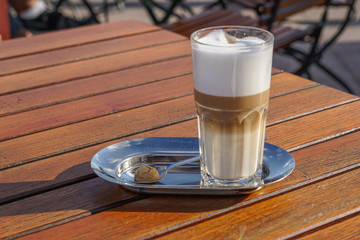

268,84,359,125
2,129,360,239
268,72,317,96
0,178,139,239
155,168,360,240
14,156,360,240
296,210,360,239
1,82,358,171
0,95,197,169
0,72,332,142
267,100,360,151
0,120,198,205
0,56,193,117
0,20,160,60
0,74,194,141
1,61,282,118
0,40,191,95
0,30,185,76
3,114,360,208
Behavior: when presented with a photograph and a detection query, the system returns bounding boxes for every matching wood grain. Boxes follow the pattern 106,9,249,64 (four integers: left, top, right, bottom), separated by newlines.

268,84,359,125
0,74,194,141
3,107,360,207
0,40,191,95
0,178,139,239
0,20,160,60
295,210,360,239
0,30,184,76
0,71,320,141
16,161,360,240
267,100,360,151
0,120,197,205
1,71,357,202
155,169,360,240
1,77,357,170
0,95,197,169
269,72,317,96
0,61,279,118
2,101,359,238
0,56,192,116
0,84,344,168
3,126,360,239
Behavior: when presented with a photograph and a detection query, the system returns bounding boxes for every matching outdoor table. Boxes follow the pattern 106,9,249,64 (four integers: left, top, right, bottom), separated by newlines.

0,20,359,239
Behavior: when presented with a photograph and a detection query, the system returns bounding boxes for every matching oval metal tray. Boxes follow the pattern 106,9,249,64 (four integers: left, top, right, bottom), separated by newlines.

91,137,295,195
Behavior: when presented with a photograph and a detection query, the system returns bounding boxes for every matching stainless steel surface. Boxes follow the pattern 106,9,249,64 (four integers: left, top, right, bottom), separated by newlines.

128,155,201,183
91,137,295,195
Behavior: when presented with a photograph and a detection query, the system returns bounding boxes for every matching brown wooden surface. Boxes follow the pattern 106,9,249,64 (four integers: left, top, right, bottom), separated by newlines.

0,20,359,240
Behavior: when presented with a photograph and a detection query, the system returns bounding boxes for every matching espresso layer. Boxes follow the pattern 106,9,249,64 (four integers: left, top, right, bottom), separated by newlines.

194,89,269,110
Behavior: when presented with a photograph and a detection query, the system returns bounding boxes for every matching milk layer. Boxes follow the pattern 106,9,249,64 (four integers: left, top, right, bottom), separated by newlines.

192,30,273,97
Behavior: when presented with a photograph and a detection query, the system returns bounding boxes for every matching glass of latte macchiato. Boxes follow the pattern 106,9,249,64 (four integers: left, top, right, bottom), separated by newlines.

191,26,274,188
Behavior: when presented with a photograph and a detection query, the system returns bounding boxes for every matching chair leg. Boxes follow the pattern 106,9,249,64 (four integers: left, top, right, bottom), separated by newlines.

114,0,126,11
178,1,194,16
277,40,353,93
292,26,322,76
81,0,100,23
56,0,100,23
205,0,227,10
103,0,109,22
319,0,355,54
305,70,313,80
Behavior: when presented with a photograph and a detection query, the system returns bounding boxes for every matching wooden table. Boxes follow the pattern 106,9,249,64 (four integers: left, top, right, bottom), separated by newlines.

0,20,359,240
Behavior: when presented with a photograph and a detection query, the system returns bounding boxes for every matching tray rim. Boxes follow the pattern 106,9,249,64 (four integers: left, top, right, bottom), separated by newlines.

91,137,295,195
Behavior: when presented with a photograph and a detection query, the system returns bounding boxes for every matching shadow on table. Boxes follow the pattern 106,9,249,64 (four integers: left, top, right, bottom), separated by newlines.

0,162,253,216
109,193,251,214
0,162,93,205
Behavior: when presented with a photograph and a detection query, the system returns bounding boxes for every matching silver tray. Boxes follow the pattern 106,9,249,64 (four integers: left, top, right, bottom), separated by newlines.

91,137,295,195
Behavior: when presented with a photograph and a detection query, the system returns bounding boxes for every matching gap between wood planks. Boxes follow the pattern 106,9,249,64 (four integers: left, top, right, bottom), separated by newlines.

1,84,359,170
2,123,360,239
277,206,360,239
0,63,281,117
141,162,360,239
0,71,319,143
0,27,161,61
2,78,360,238
0,70,193,118
0,39,188,78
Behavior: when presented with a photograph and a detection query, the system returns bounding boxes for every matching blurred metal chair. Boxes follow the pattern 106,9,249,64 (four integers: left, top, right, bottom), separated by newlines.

55,0,100,23
140,0,197,25
54,0,126,23
283,0,356,85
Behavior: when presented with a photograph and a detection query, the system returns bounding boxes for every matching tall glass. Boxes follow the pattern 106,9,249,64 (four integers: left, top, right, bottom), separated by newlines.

191,26,274,188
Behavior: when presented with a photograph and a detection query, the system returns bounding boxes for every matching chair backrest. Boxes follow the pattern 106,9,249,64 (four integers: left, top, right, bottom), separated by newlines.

260,0,329,30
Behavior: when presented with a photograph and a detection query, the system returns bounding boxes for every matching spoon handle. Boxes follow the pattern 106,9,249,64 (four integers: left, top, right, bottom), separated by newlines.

159,156,200,178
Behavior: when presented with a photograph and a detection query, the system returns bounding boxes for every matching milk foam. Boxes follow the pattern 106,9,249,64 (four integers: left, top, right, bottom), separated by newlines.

192,30,273,97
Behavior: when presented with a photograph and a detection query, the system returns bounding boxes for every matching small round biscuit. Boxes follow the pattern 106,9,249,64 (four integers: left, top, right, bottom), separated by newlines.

134,166,159,182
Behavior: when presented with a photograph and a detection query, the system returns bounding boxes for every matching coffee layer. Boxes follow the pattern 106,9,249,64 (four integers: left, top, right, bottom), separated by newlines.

194,88,269,110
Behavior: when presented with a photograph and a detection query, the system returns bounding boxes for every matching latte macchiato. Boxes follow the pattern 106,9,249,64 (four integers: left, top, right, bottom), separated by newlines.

191,27,274,187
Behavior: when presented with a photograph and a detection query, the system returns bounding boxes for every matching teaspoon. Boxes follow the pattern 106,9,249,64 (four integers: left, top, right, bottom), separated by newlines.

134,156,200,184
